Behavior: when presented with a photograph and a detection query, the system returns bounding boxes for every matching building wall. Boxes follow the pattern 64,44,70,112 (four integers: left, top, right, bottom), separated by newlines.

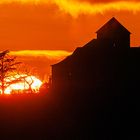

52,21,131,93
97,31,130,49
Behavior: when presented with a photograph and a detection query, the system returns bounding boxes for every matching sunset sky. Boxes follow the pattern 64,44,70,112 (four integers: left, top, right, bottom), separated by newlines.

0,0,140,80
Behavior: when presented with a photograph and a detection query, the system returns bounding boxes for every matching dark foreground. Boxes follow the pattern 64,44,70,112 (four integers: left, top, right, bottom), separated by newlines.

0,90,139,140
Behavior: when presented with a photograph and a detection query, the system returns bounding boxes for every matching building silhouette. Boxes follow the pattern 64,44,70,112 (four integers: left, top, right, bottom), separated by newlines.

96,17,131,49
52,17,140,95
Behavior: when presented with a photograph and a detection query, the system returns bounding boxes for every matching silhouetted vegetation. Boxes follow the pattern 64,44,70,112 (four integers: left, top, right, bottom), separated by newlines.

0,50,22,94
0,51,42,94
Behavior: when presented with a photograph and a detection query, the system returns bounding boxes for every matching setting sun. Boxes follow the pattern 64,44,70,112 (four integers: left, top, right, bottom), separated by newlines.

0,74,42,94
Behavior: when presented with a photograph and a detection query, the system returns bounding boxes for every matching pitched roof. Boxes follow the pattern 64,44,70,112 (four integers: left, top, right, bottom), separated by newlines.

96,17,131,34
52,39,99,67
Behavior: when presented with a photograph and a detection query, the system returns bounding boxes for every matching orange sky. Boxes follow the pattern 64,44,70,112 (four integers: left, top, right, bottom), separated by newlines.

0,0,140,80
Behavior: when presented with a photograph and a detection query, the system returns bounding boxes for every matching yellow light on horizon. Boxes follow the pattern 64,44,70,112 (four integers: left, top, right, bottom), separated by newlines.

0,74,42,94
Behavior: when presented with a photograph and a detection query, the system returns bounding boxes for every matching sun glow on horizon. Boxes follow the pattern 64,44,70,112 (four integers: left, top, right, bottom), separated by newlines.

0,74,42,94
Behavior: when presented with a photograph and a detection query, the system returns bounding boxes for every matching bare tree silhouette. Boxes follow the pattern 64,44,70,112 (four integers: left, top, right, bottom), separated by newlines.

0,50,22,94
17,64,38,93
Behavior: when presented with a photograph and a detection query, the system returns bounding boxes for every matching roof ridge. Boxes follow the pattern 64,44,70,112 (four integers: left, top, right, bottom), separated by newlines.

96,17,131,34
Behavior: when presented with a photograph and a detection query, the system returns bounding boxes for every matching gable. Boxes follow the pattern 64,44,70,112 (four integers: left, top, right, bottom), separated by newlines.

96,17,131,35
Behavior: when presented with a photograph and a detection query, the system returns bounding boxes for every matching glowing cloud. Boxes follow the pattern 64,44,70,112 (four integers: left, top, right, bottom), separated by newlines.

51,0,140,17
9,50,72,80
10,50,72,60
1,0,140,17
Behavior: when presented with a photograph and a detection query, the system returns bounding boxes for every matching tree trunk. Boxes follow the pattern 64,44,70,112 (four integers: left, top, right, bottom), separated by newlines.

1,58,5,94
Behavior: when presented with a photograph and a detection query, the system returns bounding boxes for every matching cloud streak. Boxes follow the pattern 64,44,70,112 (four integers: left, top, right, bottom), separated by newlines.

10,50,72,60
51,0,140,17
9,50,72,79
1,0,140,17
